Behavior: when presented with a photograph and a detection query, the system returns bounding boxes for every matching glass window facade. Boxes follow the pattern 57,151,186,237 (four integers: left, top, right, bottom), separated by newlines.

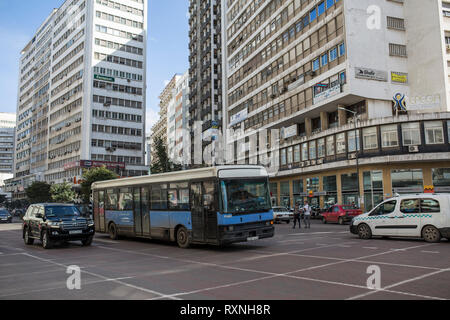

432,168,450,192
323,175,337,206
341,173,359,206
280,181,290,208
363,171,384,211
391,169,423,193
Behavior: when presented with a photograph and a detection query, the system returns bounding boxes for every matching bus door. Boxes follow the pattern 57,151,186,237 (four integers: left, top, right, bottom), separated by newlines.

141,187,151,237
190,182,205,242
203,181,218,241
94,191,106,232
133,188,143,236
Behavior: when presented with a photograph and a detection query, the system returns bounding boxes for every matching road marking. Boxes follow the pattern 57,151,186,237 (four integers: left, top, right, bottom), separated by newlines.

363,247,379,250
347,267,450,300
20,252,178,300
93,238,120,244
153,243,443,301
421,250,440,254
288,231,347,237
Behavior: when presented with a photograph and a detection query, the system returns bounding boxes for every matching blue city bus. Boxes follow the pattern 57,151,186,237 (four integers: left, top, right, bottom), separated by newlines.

91,166,275,248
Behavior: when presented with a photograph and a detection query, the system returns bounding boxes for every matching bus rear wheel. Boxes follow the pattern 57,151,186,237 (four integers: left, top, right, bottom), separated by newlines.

109,223,119,240
176,227,190,249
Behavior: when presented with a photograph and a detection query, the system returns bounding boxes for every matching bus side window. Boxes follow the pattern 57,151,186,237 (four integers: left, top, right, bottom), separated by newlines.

151,186,167,210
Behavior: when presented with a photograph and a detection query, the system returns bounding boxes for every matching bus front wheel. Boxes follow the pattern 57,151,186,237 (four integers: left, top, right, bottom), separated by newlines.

176,227,190,249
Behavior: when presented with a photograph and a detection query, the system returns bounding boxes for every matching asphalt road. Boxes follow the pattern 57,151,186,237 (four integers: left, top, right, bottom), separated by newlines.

0,220,449,300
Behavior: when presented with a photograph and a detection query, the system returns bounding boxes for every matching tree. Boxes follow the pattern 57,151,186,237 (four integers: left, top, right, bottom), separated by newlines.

50,182,76,203
81,166,118,203
26,181,51,204
150,137,182,174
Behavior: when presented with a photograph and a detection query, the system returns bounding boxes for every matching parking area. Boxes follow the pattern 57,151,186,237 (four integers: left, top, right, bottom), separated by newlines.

0,220,449,300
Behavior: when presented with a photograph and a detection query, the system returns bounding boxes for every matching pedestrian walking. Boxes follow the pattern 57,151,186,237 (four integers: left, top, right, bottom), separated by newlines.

303,201,311,229
293,202,301,229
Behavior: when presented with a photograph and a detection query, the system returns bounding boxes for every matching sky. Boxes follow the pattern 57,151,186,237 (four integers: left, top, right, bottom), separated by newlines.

0,0,189,133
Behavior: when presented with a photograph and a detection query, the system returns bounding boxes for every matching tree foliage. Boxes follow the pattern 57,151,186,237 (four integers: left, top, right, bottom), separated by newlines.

150,137,182,174
26,181,51,204
81,166,118,203
50,182,76,203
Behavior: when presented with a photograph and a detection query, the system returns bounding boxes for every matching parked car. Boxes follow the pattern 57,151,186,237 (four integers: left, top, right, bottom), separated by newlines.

273,206,293,224
0,209,12,223
322,205,363,225
350,194,450,243
22,203,95,249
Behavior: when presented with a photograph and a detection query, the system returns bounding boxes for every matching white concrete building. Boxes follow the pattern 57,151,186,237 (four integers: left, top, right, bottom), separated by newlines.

0,113,15,200
220,0,450,211
13,0,148,198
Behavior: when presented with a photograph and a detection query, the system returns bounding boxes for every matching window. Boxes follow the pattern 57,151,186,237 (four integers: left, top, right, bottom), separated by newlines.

363,127,378,150
370,201,397,216
326,136,335,156
106,189,118,210
336,133,346,154
329,48,338,61
391,169,423,193
281,148,287,165
318,2,325,16
294,145,301,162
339,43,346,56
348,130,360,152
424,121,444,144
302,143,308,161
318,138,325,158
309,141,317,159
326,0,335,8
400,199,420,214
420,199,440,213
312,58,320,71
321,53,328,66
168,185,190,210
381,124,399,147
287,147,293,164
151,185,168,210
118,188,133,210
402,123,421,146
310,8,317,22
433,168,450,188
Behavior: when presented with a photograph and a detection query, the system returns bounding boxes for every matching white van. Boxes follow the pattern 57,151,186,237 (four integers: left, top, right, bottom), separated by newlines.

350,194,450,243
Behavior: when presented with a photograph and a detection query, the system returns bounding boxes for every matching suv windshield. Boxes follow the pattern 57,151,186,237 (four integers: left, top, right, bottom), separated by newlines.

45,206,80,218
220,179,271,214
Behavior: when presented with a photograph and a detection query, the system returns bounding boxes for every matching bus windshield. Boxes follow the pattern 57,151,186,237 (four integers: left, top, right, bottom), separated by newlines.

220,179,271,214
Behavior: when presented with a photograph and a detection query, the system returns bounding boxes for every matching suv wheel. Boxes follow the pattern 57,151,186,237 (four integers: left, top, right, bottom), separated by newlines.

42,231,52,249
82,236,93,246
358,224,372,240
176,227,190,249
24,228,34,245
422,226,441,243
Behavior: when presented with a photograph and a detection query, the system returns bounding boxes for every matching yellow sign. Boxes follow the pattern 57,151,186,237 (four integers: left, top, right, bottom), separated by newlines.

391,72,408,84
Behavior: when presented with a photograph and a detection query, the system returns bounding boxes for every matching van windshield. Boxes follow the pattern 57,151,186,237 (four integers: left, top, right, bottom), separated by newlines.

220,179,271,214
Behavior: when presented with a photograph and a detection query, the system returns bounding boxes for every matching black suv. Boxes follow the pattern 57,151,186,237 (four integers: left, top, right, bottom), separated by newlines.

23,204,95,249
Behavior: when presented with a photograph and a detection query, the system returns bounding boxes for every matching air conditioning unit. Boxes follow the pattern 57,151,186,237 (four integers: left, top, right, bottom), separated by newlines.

310,160,316,166
408,145,419,153
348,153,357,160
305,160,311,166
317,159,323,165
103,102,111,107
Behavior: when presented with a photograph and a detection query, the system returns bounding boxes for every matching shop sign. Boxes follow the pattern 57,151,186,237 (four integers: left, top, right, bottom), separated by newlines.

408,94,441,110
313,85,341,104
355,67,388,82
280,124,298,139
94,74,115,82
391,71,408,84
229,108,248,127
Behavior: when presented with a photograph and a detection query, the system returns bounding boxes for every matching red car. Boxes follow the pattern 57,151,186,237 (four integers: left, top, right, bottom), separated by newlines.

321,205,363,225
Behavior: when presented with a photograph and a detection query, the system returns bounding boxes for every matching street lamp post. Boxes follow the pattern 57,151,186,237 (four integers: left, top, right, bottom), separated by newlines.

338,107,361,208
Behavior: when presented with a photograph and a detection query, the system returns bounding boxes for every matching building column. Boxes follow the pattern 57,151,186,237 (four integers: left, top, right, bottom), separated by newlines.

337,173,343,204
383,168,392,199
338,105,347,126
320,111,329,131
305,117,312,136
423,167,433,189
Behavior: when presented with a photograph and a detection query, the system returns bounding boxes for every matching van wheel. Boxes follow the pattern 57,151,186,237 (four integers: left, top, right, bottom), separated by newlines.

422,226,441,243
109,223,119,240
358,224,372,240
176,227,190,249
24,229,34,245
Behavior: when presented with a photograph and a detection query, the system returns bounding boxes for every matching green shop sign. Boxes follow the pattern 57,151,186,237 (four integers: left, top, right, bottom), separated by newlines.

94,74,115,82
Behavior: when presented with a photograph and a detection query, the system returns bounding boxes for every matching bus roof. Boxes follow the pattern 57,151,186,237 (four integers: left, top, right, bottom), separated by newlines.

91,165,268,190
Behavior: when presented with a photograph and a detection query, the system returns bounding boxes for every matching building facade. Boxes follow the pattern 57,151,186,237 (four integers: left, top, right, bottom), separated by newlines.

0,113,16,200
12,0,148,199
188,0,223,165
222,0,450,211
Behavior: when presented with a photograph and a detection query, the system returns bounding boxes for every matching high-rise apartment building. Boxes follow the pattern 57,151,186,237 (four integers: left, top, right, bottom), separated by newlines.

13,0,147,198
0,113,16,200
222,0,450,210
188,0,223,165
150,75,178,166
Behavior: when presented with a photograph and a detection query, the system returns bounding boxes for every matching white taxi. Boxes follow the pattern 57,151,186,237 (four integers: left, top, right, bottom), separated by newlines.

350,194,450,243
